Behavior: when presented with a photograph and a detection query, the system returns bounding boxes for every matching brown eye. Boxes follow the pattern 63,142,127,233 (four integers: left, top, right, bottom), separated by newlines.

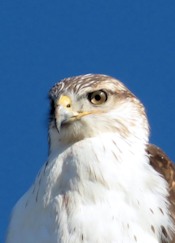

88,90,107,105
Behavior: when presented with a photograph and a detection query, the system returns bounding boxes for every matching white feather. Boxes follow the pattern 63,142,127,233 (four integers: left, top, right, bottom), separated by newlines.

6,132,172,243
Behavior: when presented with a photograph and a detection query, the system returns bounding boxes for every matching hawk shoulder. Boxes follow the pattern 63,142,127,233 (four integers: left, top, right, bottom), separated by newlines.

147,144,175,242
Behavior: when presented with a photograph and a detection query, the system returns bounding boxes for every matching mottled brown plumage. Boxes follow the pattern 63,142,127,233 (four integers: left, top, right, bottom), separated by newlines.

147,144,175,242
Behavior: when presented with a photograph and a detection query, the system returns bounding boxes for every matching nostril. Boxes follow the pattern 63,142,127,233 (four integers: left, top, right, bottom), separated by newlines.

66,104,71,108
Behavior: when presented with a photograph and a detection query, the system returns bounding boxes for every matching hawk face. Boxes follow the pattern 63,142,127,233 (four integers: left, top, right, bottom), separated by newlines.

49,74,149,151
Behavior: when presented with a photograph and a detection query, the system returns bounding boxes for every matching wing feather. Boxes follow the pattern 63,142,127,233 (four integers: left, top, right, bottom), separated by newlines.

147,144,175,242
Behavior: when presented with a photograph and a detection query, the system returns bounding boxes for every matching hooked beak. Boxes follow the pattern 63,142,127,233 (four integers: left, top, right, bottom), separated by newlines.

55,95,90,132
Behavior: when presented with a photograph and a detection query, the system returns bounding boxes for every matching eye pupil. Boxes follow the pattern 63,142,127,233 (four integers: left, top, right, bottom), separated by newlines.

95,95,101,101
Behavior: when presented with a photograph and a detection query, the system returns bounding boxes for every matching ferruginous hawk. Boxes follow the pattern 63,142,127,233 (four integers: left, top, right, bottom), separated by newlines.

6,74,175,243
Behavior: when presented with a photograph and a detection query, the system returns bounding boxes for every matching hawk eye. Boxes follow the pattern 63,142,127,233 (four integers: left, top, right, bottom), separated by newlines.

88,90,107,105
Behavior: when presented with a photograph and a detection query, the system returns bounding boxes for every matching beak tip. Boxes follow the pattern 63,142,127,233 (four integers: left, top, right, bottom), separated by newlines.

55,120,61,133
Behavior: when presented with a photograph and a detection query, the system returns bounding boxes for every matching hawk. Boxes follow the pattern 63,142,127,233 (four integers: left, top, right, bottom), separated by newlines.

6,74,175,243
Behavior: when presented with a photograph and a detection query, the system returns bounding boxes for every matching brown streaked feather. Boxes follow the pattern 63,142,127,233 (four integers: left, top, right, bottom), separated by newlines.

147,144,175,242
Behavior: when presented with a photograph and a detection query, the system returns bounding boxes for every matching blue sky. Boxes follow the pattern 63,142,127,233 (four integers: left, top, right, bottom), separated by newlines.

1,0,175,241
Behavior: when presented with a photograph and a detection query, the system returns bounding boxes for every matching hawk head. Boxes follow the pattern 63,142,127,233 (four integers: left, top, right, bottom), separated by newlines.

49,74,149,152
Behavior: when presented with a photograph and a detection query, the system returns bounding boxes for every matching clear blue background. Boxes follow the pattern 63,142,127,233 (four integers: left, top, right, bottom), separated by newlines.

1,0,175,241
